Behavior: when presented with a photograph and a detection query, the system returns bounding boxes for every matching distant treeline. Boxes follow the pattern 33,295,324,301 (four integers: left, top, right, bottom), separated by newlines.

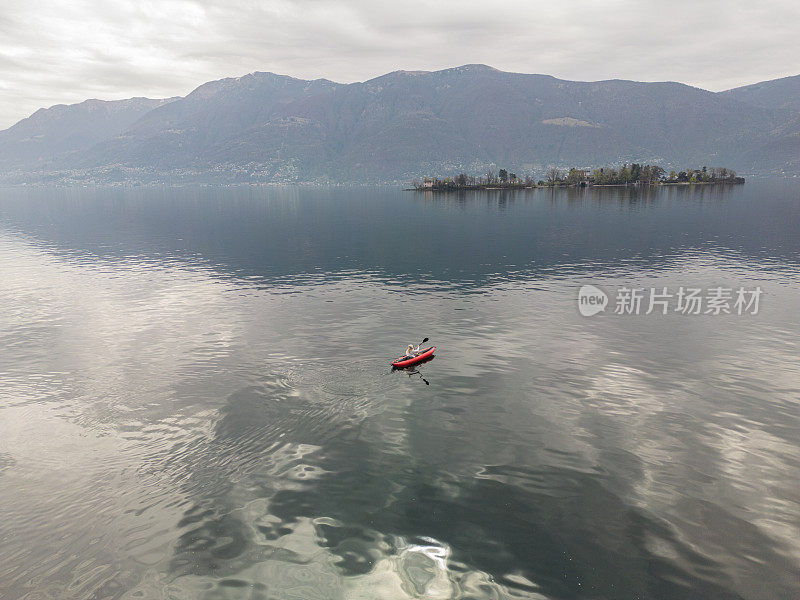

413,165,744,190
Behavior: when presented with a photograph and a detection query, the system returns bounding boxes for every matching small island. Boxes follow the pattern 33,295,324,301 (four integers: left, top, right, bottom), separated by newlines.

412,165,745,190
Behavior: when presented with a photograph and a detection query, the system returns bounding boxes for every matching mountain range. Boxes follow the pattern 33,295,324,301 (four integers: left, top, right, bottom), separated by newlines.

1,65,798,183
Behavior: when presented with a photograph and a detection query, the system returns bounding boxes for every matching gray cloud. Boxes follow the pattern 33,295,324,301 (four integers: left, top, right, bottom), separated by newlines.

1,0,798,128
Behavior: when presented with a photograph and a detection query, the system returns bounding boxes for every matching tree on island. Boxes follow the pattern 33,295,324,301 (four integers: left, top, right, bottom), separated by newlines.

640,165,665,184
566,168,586,185
499,169,508,183
546,167,561,186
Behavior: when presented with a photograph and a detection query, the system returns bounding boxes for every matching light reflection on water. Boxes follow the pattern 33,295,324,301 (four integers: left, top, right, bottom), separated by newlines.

0,183,798,600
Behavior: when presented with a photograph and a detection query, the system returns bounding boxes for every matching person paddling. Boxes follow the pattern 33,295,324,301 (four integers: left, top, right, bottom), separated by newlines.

391,338,433,368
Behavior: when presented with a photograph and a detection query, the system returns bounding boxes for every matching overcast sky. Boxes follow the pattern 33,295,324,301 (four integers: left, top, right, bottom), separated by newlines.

1,0,798,128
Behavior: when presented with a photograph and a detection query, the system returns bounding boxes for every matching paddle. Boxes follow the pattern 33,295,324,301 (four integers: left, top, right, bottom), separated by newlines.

412,337,429,356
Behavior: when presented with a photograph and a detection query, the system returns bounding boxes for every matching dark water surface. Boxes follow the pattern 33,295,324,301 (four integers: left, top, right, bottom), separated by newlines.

0,182,798,600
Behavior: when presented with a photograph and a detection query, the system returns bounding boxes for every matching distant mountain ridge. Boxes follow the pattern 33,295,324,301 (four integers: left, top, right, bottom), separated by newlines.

722,74,800,111
0,97,177,171
1,65,798,183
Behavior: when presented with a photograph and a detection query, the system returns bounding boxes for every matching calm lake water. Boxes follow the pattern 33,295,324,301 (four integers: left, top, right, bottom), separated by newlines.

0,182,798,600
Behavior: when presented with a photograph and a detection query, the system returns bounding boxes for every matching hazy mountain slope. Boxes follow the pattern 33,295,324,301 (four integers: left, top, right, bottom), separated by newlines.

722,75,800,111
0,97,176,169
76,73,343,170
737,115,800,175
311,66,777,178
2,66,798,182
721,75,800,174
280,67,644,179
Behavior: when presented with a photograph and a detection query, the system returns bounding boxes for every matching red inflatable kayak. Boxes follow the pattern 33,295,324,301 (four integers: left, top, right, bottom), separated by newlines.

391,346,435,368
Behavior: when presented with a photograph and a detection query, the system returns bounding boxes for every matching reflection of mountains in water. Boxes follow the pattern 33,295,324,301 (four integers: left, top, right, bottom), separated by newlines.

0,183,797,291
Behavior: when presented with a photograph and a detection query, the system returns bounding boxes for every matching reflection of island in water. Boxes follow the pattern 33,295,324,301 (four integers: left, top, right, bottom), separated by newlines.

414,179,740,205
412,164,745,191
